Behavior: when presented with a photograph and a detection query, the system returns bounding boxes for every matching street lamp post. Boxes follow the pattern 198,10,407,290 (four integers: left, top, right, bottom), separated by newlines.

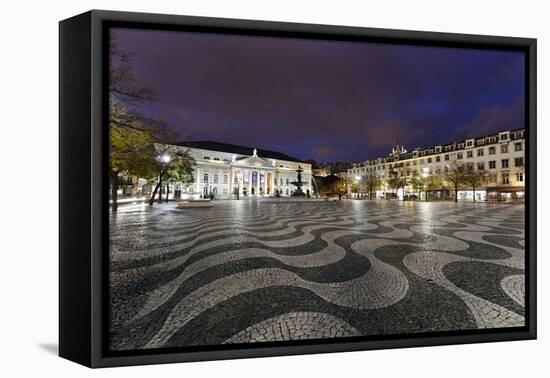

159,154,171,204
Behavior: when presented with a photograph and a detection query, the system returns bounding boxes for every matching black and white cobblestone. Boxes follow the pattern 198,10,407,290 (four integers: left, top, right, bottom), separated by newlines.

109,200,525,350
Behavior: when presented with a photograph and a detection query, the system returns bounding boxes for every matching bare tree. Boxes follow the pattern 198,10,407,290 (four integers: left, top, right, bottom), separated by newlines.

108,32,182,211
464,166,489,203
388,168,408,200
364,175,381,200
445,163,467,203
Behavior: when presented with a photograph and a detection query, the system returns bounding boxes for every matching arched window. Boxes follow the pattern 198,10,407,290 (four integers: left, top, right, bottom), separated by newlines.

204,173,208,182
213,157,220,161
204,156,210,160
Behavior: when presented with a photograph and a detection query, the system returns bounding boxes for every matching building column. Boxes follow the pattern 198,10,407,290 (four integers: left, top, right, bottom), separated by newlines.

196,167,201,194
256,171,260,196
229,168,233,196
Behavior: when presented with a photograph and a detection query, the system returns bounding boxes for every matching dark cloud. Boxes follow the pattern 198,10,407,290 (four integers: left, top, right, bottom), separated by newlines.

113,28,525,162
453,95,524,140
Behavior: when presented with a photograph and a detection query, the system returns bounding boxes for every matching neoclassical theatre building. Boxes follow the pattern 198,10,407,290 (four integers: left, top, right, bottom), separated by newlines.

347,128,526,201
167,141,312,199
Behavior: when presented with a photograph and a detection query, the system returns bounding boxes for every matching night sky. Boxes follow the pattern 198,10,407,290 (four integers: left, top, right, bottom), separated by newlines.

112,27,525,163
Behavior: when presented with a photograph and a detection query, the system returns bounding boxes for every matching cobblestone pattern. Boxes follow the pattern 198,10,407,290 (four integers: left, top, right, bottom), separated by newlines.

223,312,361,343
109,200,526,350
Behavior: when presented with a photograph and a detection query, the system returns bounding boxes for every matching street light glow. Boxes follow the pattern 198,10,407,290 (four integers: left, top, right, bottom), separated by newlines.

162,154,171,163
355,176,361,180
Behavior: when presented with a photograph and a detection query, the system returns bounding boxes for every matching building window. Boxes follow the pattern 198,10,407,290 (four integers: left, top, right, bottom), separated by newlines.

427,158,432,163
515,157,524,167
223,175,228,184
214,174,218,183
286,179,289,185
204,173,209,182
457,152,463,159
444,154,449,161
436,156,441,162
420,159,425,164
435,168,441,175
501,144,508,153
502,173,509,185
204,156,210,160
515,142,523,151
286,188,289,195
502,159,509,168
489,161,496,169
477,149,484,156
501,134,508,140
477,162,485,170
467,141,473,147
280,178,283,185
516,172,524,182
489,146,496,155
467,151,473,158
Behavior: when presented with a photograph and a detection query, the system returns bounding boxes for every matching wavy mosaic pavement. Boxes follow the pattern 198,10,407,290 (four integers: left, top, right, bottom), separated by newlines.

109,200,525,351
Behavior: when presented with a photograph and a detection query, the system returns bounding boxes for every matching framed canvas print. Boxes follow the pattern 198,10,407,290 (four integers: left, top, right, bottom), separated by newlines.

59,10,537,368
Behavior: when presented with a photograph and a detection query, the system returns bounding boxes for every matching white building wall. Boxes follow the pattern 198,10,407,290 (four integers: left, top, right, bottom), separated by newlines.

347,129,525,200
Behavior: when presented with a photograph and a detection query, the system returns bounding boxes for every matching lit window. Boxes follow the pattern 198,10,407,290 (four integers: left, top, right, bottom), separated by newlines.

516,172,524,182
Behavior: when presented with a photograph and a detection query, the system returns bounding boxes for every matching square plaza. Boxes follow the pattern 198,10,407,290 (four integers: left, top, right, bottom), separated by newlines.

109,200,525,350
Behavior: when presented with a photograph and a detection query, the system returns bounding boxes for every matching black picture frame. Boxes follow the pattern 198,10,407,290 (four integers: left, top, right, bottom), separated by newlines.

59,9,537,368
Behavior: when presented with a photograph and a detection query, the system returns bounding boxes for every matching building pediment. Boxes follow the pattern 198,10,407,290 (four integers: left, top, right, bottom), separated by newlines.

233,155,273,168
232,149,275,169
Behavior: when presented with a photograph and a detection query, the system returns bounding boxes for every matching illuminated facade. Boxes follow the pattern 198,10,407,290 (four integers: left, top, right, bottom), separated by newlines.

168,141,312,199
347,129,526,201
